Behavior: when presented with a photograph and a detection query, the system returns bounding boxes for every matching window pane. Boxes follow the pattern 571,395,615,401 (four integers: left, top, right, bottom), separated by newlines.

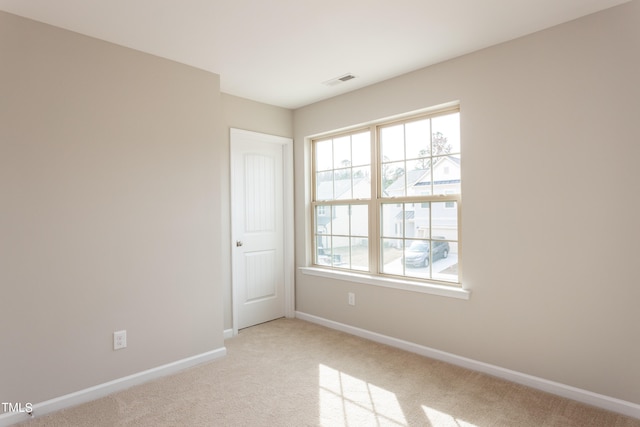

332,205,349,235
380,125,404,162
414,203,430,239
407,160,432,197
404,239,430,266
332,236,350,268
350,205,368,237
432,201,458,241
335,169,352,200
382,161,406,196
403,207,416,238
333,135,351,169
432,241,458,283
316,235,332,266
315,205,332,266
351,131,370,167
316,170,334,200
431,201,458,283
402,240,432,280
351,237,368,271
381,238,404,275
405,119,430,159
382,203,430,241
433,155,460,195
315,139,333,171
381,203,402,238
352,166,371,199
315,250,331,266
315,205,331,236
408,157,431,173
432,112,460,155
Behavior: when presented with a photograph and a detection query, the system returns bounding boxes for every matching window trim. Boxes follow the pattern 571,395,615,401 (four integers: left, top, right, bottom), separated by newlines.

299,266,470,300
308,104,465,294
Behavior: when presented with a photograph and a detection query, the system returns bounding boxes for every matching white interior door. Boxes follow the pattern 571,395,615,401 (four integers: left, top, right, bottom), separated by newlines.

231,129,292,331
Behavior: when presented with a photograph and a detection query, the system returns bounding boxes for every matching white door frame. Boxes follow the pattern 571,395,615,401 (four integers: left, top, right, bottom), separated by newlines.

230,128,294,336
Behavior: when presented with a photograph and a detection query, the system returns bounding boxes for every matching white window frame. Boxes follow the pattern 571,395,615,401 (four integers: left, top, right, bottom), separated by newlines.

302,105,469,300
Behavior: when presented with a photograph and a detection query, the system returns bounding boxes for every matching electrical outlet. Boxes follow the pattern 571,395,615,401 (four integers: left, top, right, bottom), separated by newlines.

113,330,127,350
348,292,355,306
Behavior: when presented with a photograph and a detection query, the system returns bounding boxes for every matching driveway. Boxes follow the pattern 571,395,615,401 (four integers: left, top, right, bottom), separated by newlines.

383,254,458,281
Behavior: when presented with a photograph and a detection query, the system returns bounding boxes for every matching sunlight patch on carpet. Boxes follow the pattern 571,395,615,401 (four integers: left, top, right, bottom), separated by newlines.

319,364,407,426
423,405,478,427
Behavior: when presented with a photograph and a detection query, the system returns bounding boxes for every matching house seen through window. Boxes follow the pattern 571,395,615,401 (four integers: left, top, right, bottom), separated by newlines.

312,107,461,285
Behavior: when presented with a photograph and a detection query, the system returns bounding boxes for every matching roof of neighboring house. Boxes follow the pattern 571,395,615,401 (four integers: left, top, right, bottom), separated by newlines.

385,156,460,194
395,210,415,220
446,156,461,165
316,176,370,200
385,168,430,193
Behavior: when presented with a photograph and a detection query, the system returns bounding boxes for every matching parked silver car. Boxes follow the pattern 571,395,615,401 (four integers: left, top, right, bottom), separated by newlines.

403,239,450,268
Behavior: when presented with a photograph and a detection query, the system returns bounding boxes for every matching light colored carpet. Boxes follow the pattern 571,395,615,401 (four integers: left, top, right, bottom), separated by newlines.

19,318,640,426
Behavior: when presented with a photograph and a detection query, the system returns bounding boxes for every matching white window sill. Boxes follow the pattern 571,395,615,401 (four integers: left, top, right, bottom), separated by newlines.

299,267,470,300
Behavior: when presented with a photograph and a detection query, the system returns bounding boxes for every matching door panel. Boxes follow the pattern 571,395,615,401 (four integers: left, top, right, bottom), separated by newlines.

231,130,286,330
244,153,276,232
245,250,276,302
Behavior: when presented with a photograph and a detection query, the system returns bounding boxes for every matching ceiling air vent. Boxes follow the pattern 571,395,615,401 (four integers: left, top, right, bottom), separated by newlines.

323,73,357,87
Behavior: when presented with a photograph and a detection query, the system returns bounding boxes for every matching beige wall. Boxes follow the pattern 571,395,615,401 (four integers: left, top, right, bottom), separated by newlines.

294,1,640,404
220,94,293,330
0,12,224,406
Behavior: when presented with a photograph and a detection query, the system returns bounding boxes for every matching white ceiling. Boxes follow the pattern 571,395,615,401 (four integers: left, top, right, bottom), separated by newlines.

0,0,630,109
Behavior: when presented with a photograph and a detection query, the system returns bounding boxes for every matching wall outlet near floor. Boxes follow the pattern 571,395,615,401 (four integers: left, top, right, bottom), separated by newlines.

348,292,356,306
113,330,127,350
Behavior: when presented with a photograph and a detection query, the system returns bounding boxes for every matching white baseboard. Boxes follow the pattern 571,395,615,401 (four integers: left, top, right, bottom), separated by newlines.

295,311,640,420
0,347,227,427
223,329,234,340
